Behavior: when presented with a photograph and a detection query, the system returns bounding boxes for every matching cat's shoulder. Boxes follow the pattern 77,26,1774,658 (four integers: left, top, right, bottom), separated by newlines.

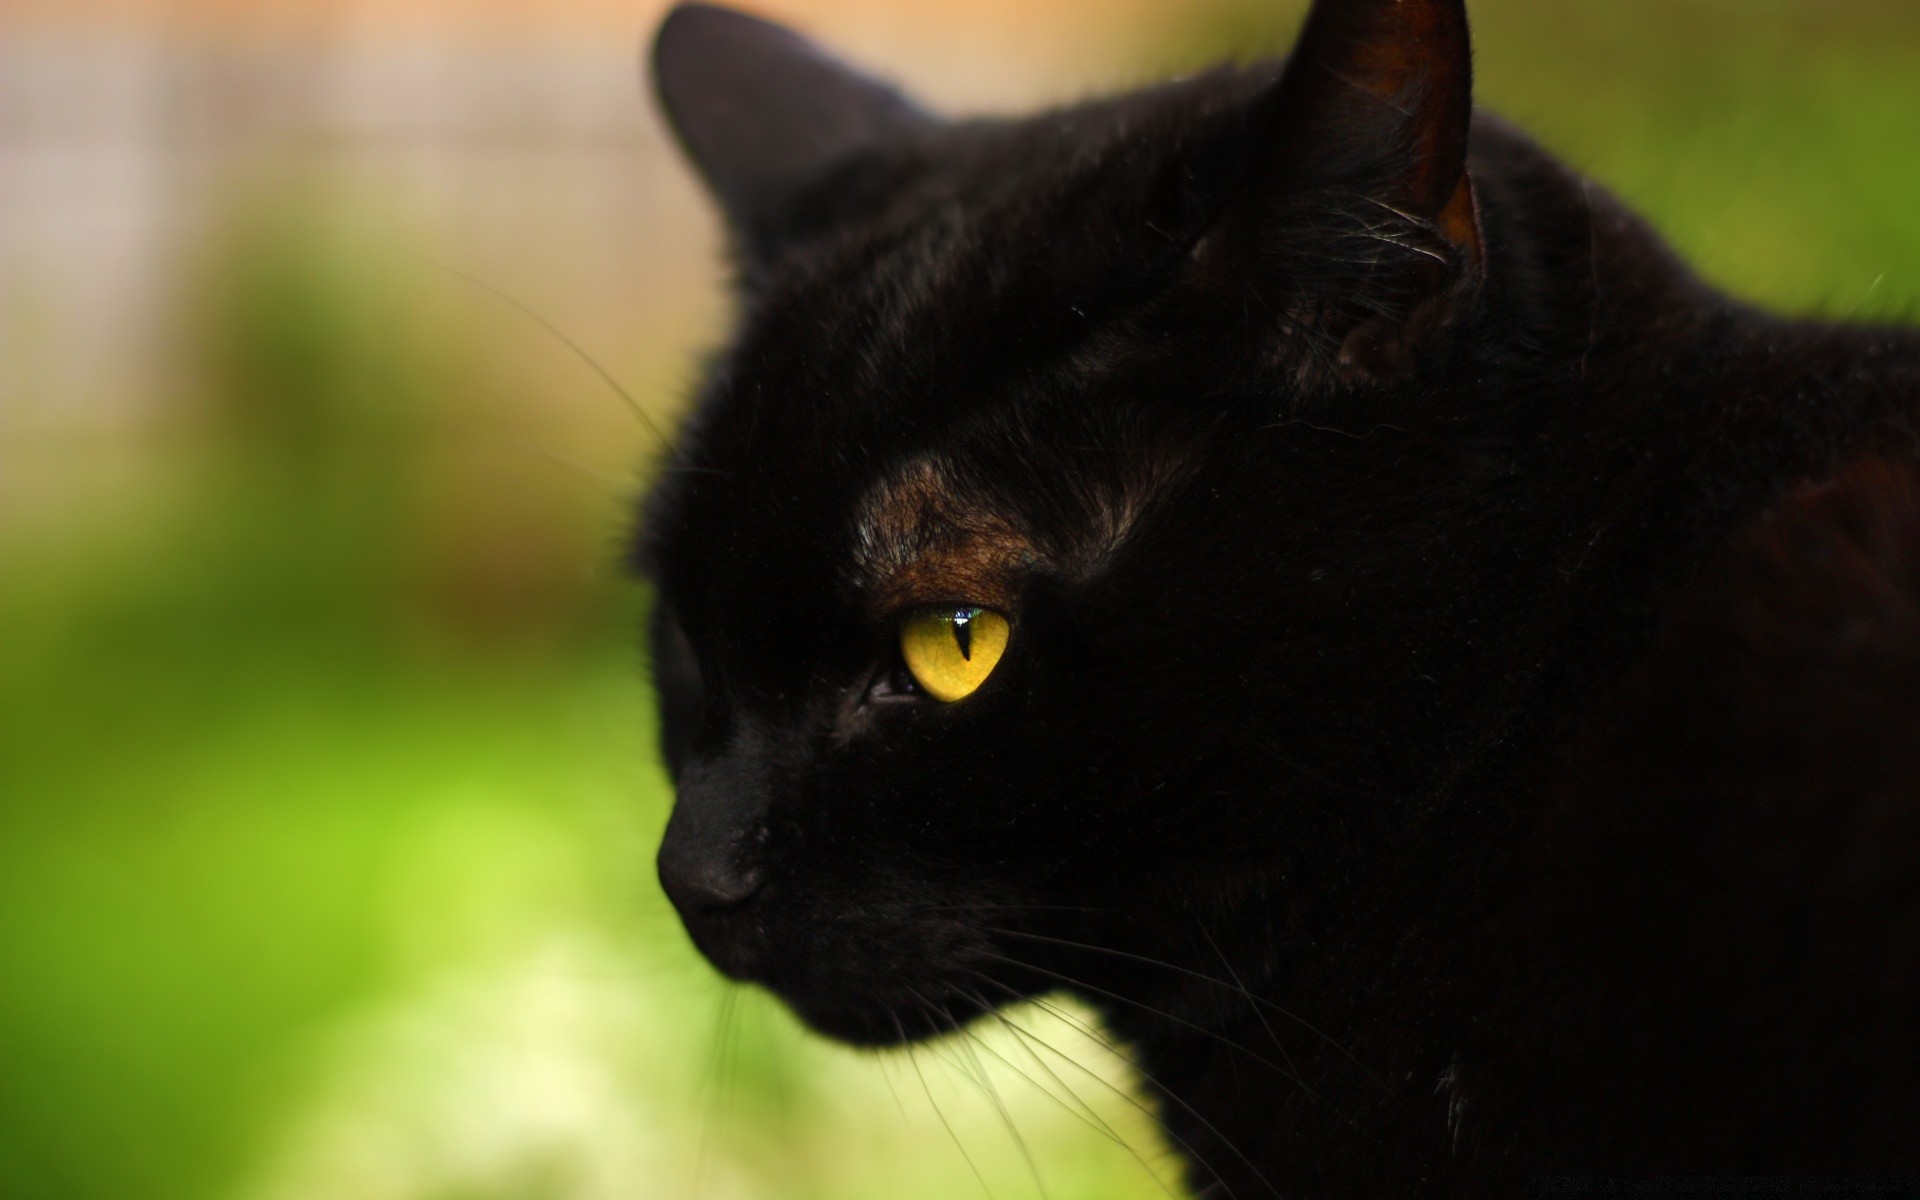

1587,453,1920,814
1489,458,1920,1153
1685,455,1920,677
1563,453,1920,953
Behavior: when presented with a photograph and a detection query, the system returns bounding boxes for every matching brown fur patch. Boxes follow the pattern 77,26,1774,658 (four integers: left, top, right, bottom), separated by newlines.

851,458,1033,612
850,443,1192,613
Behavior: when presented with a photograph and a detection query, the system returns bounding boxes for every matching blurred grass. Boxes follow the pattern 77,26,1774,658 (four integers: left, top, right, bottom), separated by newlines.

0,198,660,1200
2,3,1918,1199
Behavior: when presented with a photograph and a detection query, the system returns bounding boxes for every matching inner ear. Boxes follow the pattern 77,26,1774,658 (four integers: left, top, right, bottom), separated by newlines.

651,4,935,266
1271,0,1477,246
1195,0,1482,380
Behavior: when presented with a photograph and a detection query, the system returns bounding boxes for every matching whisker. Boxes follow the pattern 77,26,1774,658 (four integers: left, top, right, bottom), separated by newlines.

900,1013,997,1200
973,1011,1126,1149
692,987,739,1199
874,1047,914,1125
1019,994,1287,1200
973,948,1307,1087
931,995,1051,1200
416,255,669,449
965,975,1259,1200
967,998,1186,1200
972,996,1123,1142
517,439,636,495
1192,919,1387,1104
1192,920,1310,1093
964,1049,1050,1200
921,902,1118,917
991,926,1389,1097
990,933,1376,1140
992,928,1255,996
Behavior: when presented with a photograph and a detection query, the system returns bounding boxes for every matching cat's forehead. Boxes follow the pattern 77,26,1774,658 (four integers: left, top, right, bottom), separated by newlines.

649,79,1247,611
733,71,1262,372
651,375,1193,628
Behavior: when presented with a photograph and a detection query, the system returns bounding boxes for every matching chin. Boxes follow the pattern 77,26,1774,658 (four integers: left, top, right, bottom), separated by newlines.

778,979,997,1048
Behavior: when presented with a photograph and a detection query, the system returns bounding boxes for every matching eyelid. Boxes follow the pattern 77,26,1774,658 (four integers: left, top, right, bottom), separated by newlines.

866,545,1027,615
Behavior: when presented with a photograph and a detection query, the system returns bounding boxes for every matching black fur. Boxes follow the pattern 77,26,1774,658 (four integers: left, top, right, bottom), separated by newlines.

639,1,1920,1192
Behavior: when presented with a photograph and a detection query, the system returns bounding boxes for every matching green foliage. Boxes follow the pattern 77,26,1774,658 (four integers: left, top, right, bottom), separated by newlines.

0,205,654,1200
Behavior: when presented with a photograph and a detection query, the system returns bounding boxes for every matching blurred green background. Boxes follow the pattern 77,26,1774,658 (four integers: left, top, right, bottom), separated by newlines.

2,1,1917,1198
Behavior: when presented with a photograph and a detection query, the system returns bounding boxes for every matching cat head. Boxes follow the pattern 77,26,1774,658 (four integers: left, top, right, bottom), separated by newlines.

641,0,1498,1044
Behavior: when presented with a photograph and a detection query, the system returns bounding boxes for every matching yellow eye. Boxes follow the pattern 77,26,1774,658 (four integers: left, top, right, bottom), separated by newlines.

899,606,1011,703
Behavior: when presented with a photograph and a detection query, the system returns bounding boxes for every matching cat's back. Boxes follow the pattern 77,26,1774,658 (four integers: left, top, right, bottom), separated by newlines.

1509,454,1920,1164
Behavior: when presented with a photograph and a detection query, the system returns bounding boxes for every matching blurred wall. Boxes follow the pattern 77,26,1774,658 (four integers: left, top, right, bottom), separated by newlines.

0,0,1158,426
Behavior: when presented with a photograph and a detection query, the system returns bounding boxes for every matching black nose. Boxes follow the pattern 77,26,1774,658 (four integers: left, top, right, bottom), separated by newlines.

657,770,768,917
656,729,775,927
658,835,766,915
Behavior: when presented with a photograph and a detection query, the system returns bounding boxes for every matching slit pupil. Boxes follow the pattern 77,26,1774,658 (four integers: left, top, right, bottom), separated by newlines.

951,608,976,661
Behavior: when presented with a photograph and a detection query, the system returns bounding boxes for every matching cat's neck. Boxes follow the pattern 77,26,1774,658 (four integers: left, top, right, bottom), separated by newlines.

1400,122,1920,802
1081,130,1920,1198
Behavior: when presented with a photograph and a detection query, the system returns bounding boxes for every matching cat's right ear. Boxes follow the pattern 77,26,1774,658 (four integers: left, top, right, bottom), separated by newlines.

1187,0,1482,382
651,4,934,267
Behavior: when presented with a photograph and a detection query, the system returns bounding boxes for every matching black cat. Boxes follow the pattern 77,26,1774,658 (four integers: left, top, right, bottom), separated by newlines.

639,0,1920,1193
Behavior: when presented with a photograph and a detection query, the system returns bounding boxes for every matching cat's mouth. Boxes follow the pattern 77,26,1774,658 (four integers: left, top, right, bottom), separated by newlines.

738,938,1017,1048
781,976,999,1047
671,880,1045,1046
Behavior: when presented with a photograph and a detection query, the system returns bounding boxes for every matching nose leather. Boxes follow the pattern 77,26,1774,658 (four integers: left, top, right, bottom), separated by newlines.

658,823,765,912
657,737,772,916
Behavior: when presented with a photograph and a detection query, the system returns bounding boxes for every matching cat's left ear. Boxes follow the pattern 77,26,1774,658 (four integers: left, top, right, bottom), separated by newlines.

651,4,935,266
1194,0,1483,380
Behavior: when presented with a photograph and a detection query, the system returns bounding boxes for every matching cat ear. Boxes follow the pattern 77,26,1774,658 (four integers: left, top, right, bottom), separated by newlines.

1198,0,1482,379
651,4,933,263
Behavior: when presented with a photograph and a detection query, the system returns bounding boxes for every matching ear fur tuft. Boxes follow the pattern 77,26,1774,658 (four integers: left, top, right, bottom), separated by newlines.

1198,0,1483,381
